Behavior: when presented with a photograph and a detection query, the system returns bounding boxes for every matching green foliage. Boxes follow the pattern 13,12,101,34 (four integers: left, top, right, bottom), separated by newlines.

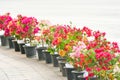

114,72,120,80
48,47,56,55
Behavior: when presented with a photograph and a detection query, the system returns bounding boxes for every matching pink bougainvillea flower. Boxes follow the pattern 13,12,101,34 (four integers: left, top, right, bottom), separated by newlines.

23,26,29,32
39,20,52,26
33,27,40,34
4,28,10,36
0,12,12,30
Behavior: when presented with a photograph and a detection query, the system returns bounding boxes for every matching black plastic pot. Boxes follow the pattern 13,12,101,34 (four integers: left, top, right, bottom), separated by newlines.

59,61,66,76
0,35,7,46
12,40,20,52
23,45,36,58
64,67,75,80
51,54,59,67
57,56,66,72
18,43,25,54
36,47,47,60
43,51,52,63
7,37,15,48
72,70,84,80
57,56,66,62
78,76,98,80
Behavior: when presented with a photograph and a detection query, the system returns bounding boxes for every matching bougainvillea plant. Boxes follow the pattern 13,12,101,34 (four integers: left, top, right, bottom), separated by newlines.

15,15,40,45
0,13,12,31
69,29,120,80
39,20,52,47
52,25,84,57
0,13,13,37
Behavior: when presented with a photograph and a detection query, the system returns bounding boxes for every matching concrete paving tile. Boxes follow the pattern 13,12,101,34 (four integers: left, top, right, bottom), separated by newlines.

0,46,67,80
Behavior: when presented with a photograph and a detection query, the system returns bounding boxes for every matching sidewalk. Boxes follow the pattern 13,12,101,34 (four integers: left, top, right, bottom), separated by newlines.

0,46,67,80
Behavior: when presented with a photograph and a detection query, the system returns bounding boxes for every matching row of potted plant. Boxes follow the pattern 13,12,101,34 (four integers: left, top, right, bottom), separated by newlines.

0,13,120,80
41,24,120,80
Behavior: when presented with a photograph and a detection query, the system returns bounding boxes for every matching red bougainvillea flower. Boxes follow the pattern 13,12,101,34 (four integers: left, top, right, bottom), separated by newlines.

52,37,62,46
111,42,120,52
42,29,50,36
82,26,92,37
86,41,97,49
93,30,106,39
96,51,113,63
0,12,12,30
95,47,104,53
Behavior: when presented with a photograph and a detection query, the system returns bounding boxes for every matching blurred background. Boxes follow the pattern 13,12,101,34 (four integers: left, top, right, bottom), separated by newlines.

0,0,120,43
